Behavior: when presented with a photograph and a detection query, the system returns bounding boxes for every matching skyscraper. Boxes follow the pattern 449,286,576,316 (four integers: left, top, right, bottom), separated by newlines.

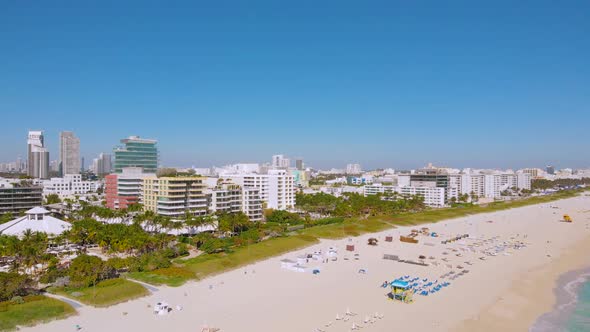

546,165,555,175
27,130,49,179
59,131,81,176
113,136,158,173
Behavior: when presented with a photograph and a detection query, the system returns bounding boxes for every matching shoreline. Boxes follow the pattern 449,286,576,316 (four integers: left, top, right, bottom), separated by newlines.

531,266,590,331
454,222,590,332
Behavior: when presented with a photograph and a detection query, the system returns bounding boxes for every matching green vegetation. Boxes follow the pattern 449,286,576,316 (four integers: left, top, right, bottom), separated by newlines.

0,213,14,225
179,235,319,280
126,267,195,287
532,177,590,190
265,209,303,224
0,273,34,302
296,192,426,218
0,231,50,273
44,194,61,205
0,295,75,331
49,278,148,307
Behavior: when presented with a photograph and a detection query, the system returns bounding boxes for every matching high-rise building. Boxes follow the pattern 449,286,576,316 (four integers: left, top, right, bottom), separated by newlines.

143,176,208,217
546,165,555,175
59,131,81,176
27,131,49,179
92,153,112,175
272,154,290,168
296,159,304,170
114,136,158,173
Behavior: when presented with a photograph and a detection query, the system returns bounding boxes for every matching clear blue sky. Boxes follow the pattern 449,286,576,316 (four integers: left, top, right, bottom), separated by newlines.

1,1,589,170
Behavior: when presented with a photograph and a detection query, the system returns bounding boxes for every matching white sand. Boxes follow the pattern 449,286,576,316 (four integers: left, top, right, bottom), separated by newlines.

23,194,590,332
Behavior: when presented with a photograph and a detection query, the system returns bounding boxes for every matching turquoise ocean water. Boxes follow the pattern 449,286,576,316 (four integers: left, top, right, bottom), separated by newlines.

565,280,590,331
531,269,590,332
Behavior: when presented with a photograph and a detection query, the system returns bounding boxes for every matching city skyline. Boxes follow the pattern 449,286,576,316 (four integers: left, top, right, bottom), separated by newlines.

0,128,587,172
1,2,589,169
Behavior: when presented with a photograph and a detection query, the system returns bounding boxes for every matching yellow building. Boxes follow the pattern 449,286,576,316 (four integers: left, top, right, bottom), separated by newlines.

143,176,208,217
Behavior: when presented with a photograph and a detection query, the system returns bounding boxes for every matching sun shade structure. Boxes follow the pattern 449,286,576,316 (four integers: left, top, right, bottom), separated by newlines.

0,207,71,237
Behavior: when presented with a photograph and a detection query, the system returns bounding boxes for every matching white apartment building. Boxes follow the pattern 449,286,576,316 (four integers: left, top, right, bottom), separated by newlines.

364,184,396,196
207,182,264,222
363,184,445,207
450,172,532,199
42,174,99,198
395,186,445,207
225,169,295,210
242,187,263,221
208,183,242,214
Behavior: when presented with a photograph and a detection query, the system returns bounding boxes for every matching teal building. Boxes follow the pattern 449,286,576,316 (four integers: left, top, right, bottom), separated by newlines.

113,136,158,173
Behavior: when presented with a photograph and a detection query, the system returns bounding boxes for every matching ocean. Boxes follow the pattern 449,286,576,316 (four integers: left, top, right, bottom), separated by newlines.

531,268,590,331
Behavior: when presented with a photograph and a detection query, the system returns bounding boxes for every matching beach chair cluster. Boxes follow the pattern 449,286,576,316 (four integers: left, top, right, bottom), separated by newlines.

386,275,452,298
441,234,469,244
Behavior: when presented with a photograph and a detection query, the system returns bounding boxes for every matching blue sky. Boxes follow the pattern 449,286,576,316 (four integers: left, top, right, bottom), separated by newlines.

1,1,589,170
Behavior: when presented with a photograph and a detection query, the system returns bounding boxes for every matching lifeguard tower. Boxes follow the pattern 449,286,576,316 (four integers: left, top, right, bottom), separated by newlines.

389,279,413,303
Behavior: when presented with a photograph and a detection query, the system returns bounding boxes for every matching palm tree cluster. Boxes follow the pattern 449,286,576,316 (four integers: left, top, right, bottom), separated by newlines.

0,230,50,274
296,192,427,218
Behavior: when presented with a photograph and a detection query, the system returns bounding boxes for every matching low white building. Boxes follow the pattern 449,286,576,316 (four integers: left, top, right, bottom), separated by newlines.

207,182,263,221
0,207,71,237
395,186,445,207
364,184,445,208
42,174,100,198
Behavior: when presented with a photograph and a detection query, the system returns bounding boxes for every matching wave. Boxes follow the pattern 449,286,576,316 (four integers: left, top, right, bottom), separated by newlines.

530,267,590,332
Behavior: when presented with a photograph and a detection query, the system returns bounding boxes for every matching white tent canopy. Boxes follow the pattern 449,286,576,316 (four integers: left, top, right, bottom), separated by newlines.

0,207,71,237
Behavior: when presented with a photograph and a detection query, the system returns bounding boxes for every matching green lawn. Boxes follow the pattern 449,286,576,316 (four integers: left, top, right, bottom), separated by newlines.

126,266,195,287
0,295,75,331
180,234,319,280
49,278,149,307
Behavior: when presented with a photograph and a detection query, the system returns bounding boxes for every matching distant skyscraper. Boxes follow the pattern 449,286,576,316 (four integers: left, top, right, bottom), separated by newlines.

113,136,158,173
296,159,304,170
27,130,49,179
272,154,290,168
59,131,81,175
81,157,85,172
546,165,555,175
94,153,112,175
346,163,362,174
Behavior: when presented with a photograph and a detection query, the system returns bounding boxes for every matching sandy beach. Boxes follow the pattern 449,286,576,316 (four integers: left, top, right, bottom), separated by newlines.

22,194,590,332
